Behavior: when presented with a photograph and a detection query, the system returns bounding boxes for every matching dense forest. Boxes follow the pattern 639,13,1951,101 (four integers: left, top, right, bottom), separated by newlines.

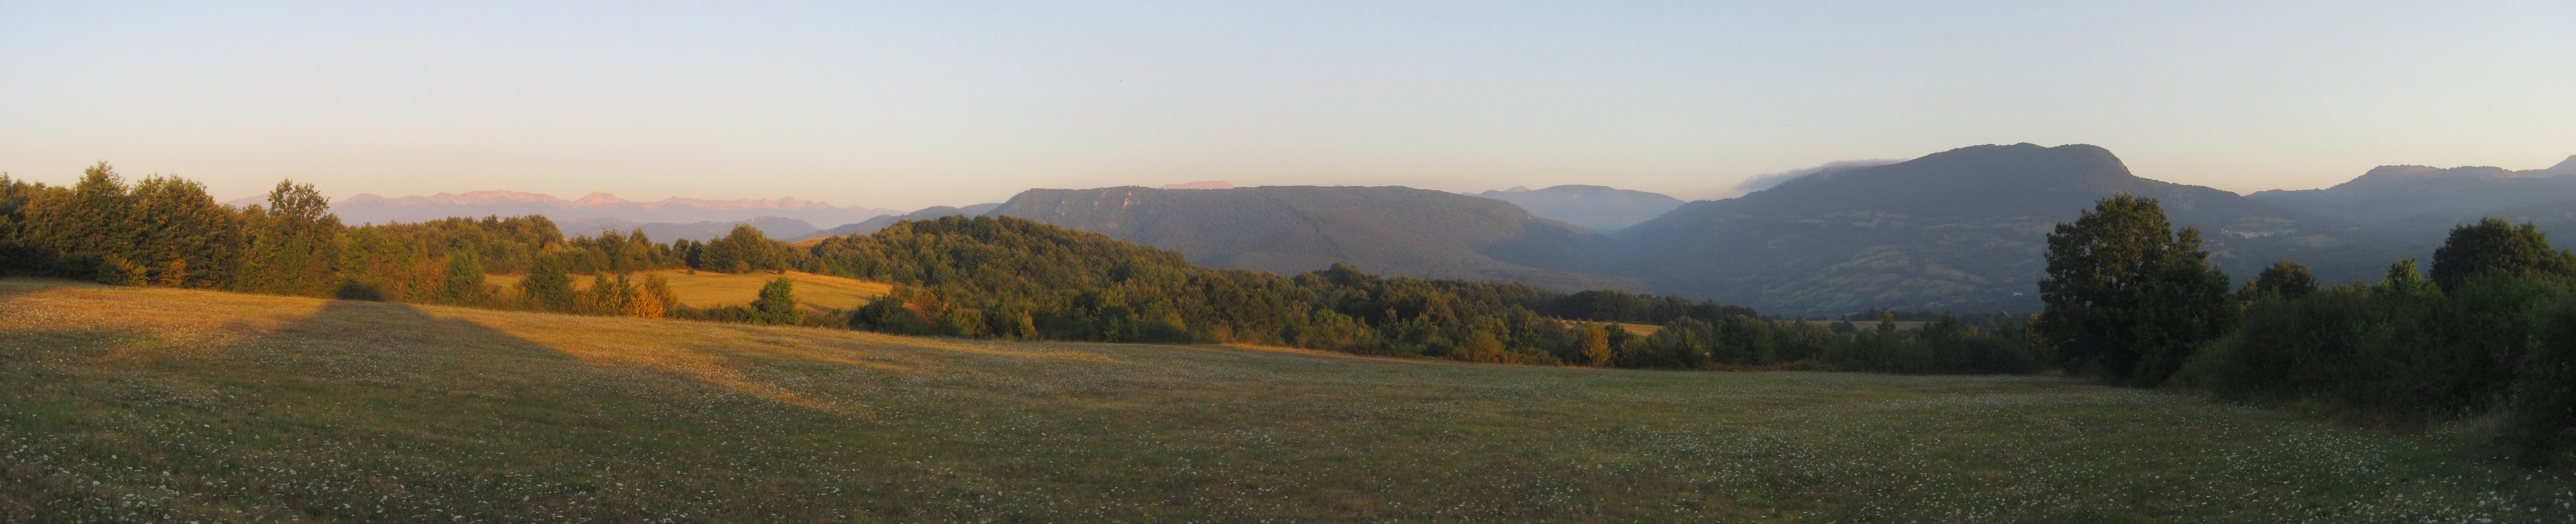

0,164,2042,374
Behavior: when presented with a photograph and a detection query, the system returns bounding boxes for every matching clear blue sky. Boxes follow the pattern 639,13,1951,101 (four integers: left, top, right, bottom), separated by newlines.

3,1,2569,209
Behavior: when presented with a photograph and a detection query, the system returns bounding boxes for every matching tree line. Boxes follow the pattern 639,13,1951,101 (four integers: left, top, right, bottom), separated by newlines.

0,164,685,313
2036,193,2576,468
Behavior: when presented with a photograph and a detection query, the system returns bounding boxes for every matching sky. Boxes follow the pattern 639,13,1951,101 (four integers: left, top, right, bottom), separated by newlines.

2,1,2569,210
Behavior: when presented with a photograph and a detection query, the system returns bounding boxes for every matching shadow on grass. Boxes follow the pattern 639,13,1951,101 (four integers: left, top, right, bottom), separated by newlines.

202,296,873,419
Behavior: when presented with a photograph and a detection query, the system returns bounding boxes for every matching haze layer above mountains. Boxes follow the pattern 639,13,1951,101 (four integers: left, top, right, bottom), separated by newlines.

329,146,2573,315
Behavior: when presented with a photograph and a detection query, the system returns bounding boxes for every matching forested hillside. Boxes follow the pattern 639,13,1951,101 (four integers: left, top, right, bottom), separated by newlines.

787,203,1000,242
989,185,1639,291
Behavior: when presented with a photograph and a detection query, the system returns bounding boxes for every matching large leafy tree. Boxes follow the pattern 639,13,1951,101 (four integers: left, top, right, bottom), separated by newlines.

2430,218,2576,294
519,257,575,312
750,277,803,325
2038,194,2234,386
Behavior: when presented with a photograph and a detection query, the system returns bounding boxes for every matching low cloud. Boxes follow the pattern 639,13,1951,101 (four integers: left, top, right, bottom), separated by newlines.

1733,159,1904,194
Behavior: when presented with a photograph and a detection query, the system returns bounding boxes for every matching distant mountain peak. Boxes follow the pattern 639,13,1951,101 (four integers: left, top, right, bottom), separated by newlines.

2330,165,2517,192
341,189,572,207
571,192,627,207
1160,181,1234,189
2520,155,2576,177
1751,143,2133,204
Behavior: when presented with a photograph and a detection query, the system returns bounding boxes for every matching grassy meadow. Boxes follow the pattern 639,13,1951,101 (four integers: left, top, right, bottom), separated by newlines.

484,269,890,313
2,278,2571,522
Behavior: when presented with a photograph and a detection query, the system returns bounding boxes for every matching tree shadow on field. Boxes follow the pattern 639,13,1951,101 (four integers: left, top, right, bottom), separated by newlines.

220,297,870,419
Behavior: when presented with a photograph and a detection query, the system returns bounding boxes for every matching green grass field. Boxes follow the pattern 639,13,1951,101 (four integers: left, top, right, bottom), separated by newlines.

2,278,2570,522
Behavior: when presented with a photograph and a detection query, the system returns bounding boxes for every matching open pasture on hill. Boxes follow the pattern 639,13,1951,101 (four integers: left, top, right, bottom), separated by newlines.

1802,319,1932,331
2,279,2570,522
485,269,889,312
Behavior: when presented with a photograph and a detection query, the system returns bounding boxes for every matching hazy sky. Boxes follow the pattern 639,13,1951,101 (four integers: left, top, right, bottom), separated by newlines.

4,1,2569,210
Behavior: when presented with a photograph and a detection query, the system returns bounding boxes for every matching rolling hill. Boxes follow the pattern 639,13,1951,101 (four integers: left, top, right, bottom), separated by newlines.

987,186,1642,291
1473,185,1685,233
788,203,1002,242
3,278,2561,521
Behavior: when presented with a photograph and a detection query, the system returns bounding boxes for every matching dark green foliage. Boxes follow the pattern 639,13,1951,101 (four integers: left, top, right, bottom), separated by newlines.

519,258,575,312
2430,218,2576,294
2515,298,2576,467
333,280,385,301
2039,194,2235,386
750,277,802,325
696,225,791,274
2182,222,2576,468
0,164,690,308
2245,260,2318,299
1806,313,2040,375
2190,269,2554,416
1538,289,1758,326
442,250,487,304
93,254,144,286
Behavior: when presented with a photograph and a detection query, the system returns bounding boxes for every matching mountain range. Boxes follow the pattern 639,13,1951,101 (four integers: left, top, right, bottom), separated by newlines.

1617,143,2367,313
325,190,903,227
2246,159,2576,224
972,144,2563,314
323,146,2570,316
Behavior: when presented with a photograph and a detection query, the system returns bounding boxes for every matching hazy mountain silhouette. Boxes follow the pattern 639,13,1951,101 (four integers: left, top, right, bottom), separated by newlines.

1615,143,2365,314
2520,155,2576,177
988,186,1642,291
560,216,820,242
330,190,900,227
2248,162,2576,223
1474,185,1684,233
789,203,1002,242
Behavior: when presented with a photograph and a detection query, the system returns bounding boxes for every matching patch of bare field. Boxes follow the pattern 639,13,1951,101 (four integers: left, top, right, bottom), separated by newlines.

485,268,890,312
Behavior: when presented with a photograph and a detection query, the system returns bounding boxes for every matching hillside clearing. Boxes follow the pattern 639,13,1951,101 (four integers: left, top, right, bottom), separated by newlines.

1,279,2569,522
1803,319,1932,331
485,268,889,312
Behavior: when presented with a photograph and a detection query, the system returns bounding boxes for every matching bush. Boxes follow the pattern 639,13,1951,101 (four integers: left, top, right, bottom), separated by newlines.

2189,270,2562,423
